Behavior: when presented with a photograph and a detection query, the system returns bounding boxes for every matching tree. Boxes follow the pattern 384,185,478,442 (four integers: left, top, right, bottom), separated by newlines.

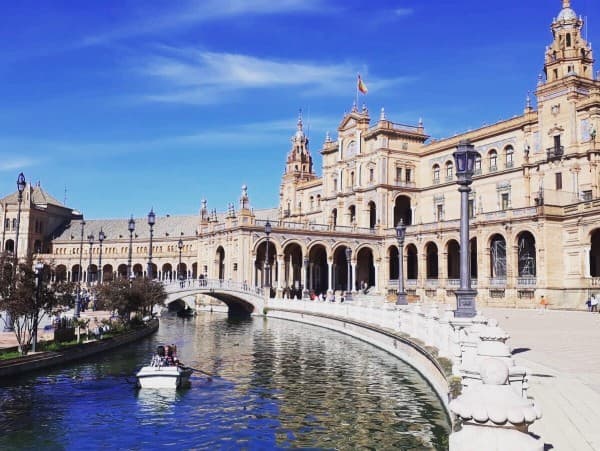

0,254,75,355
95,277,166,319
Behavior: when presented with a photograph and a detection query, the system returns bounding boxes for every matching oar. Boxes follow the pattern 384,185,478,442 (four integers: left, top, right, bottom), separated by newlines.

183,366,214,381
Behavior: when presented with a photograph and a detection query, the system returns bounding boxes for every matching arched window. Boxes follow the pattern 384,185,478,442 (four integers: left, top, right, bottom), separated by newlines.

474,153,482,174
432,164,440,183
566,33,571,47
489,150,498,171
445,161,453,180
369,167,374,183
505,145,514,168
331,209,337,227
309,196,314,210
349,205,356,224
316,195,321,207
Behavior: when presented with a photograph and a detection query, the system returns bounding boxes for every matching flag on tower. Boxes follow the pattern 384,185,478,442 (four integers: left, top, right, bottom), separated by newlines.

357,74,368,94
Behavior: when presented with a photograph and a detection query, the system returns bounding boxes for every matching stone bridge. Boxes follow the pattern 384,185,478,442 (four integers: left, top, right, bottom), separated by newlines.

163,279,266,316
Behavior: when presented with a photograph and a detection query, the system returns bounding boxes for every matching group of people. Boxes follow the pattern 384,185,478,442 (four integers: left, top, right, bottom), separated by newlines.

151,344,180,367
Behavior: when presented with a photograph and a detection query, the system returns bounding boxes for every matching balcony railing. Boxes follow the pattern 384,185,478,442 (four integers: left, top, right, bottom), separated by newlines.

516,276,537,287
546,145,564,161
489,277,507,287
425,278,439,287
592,277,600,287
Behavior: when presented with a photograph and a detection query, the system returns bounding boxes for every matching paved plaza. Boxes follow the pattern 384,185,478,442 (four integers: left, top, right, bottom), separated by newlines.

483,307,600,451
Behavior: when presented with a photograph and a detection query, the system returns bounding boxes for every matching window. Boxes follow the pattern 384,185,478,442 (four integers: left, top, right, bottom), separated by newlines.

317,195,321,207
468,199,474,218
310,196,314,209
555,172,562,190
474,155,482,174
489,150,498,171
333,178,338,192
350,171,355,187
233,263,238,271
501,193,509,210
433,165,440,183
12,219,16,229
582,190,592,201
405,169,412,183
505,146,514,168
4,218,9,230
369,167,374,182
446,162,453,179
437,204,444,221
396,167,402,181
566,33,571,47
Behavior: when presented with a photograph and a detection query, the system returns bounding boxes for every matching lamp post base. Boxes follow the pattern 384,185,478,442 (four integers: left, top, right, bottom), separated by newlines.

302,289,310,299
396,291,408,305
344,291,353,302
454,288,477,318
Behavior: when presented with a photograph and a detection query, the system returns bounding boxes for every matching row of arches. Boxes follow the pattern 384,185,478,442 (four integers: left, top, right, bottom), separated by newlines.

431,146,515,183
52,261,199,283
329,195,412,229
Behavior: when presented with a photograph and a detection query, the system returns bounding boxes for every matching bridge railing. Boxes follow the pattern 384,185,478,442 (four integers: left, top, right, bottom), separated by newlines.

163,278,264,297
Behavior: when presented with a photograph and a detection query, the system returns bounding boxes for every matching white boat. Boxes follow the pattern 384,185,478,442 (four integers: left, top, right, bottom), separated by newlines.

136,364,193,389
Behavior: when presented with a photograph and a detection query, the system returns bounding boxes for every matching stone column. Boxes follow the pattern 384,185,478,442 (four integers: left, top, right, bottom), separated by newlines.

351,262,357,292
584,247,591,278
327,261,333,292
277,256,284,297
373,261,379,293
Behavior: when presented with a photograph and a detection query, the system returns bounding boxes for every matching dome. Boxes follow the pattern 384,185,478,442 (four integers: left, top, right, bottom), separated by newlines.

557,7,577,21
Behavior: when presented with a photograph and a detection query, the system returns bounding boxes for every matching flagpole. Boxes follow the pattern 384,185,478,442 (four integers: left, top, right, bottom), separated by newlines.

356,74,359,110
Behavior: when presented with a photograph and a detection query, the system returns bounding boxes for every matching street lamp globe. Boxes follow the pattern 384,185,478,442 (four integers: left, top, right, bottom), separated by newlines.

453,140,477,185
147,208,156,226
265,220,272,236
395,218,406,243
128,216,136,232
178,239,184,251
17,172,26,193
88,233,94,245
98,229,105,243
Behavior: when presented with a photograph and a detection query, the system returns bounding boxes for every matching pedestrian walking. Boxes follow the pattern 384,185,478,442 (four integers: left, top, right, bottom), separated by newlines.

590,294,598,313
539,295,548,313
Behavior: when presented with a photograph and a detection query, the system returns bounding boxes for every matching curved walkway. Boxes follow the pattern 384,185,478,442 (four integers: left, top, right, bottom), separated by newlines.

483,307,600,451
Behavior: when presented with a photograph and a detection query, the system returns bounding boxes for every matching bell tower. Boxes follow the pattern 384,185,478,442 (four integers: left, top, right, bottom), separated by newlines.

283,111,316,182
544,0,594,83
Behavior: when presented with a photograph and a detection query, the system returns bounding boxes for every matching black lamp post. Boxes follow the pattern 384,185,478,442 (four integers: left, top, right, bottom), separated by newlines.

345,247,352,301
98,228,105,284
87,233,94,286
127,216,135,280
147,208,155,280
395,219,408,305
75,220,85,318
453,139,478,318
4,173,26,332
264,220,272,292
302,256,309,299
32,262,43,352
177,238,184,287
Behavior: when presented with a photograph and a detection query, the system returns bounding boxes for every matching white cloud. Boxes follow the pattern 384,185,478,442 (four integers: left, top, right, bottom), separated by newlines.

80,0,329,46
135,47,413,104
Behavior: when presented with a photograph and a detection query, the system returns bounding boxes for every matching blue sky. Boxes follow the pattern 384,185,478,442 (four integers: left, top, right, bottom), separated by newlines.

1,0,598,219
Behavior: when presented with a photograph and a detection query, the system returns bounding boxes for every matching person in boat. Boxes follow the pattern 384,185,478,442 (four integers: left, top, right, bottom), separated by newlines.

164,345,180,366
151,345,166,367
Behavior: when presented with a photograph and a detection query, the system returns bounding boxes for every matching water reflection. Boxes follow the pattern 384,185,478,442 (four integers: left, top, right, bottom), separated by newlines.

0,313,450,450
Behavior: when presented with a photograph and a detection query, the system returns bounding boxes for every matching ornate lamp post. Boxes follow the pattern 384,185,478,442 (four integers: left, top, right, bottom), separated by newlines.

177,239,184,287
345,247,353,301
75,220,85,318
32,262,44,352
147,208,155,279
395,219,408,305
453,139,478,318
302,256,309,299
4,173,26,332
98,228,105,284
127,216,135,280
264,220,272,292
87,233,94,286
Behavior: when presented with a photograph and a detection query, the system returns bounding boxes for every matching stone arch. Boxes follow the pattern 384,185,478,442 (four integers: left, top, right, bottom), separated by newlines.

283,242,303,294
308,243,328,294
216,246,225,280
591,229,600,277
516,231,536,277
133,263,143,278
5,239,14,253
393,195,412,227
178,262,188,279
368,201,376,229
71,264,81,283
33,239,42,253
162,263,173,281
55,264,67,282
446,239,460,279
489,234,507,277
425,242,438,279
88,264,98,283
117,264,127,279
255,240,277,288
470,238,478,279
102,264,114,283
406,243,418,280
388,245,399,280
332,245,352,291
356,246,375,289
192,262,198,279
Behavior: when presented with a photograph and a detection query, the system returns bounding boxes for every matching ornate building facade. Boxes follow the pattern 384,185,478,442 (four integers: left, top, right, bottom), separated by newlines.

2,0,599,308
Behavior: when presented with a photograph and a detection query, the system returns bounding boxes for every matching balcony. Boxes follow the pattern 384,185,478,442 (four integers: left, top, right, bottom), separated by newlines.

546,145,564,161
425,278,439,287
489,277,507,287
516,276,537,287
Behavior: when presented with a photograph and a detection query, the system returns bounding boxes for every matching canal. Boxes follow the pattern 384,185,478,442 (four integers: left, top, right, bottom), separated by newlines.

0,313,450,450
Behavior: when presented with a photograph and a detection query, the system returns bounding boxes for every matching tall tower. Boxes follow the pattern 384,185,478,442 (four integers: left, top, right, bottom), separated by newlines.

279,112,317,218
544,0,594,83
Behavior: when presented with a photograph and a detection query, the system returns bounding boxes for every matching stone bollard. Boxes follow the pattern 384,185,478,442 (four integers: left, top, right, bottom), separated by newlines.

449,358,543,451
